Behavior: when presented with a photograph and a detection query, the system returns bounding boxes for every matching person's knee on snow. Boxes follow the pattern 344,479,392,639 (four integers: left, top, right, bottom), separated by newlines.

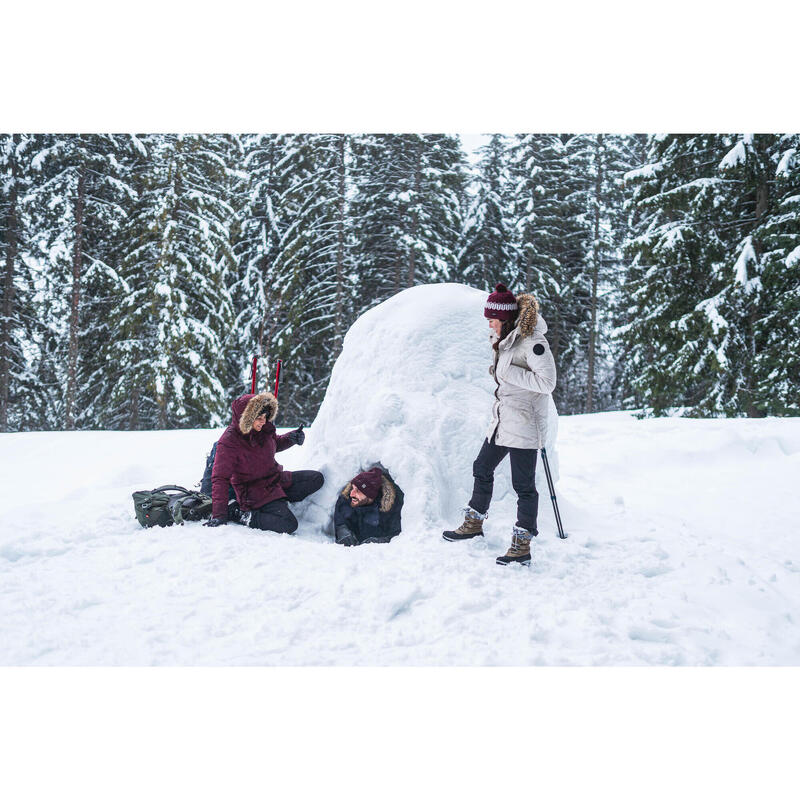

250,500,299,534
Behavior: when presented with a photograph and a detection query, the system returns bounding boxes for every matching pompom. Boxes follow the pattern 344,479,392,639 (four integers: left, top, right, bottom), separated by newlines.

494,282,508,292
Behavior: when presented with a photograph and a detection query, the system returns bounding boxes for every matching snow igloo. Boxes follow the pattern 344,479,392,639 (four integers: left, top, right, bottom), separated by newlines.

296,283,559,539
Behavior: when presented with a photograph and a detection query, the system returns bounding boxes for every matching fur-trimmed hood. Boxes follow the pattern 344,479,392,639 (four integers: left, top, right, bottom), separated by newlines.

231,392,279,435
340,472,397,513
515,293,541,338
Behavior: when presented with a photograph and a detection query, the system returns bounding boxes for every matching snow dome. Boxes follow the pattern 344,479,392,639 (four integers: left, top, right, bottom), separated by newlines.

295,283,559,538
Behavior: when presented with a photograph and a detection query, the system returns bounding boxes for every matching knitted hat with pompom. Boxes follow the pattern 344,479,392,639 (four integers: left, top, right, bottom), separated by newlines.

484,283,518,321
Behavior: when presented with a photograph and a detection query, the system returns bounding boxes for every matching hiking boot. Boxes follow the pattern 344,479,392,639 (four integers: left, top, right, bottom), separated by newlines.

227,501,251,526
442,507,486,541
496,526,534,565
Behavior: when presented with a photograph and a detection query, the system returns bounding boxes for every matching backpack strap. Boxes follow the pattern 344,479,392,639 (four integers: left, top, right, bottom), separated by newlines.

152,485,191,494
169,491,212,525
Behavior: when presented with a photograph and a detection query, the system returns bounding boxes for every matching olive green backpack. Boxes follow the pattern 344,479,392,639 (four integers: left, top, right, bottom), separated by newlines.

132,485,213,528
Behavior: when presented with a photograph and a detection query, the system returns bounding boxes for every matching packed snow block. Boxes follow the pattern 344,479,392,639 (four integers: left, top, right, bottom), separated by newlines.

296,283,559,538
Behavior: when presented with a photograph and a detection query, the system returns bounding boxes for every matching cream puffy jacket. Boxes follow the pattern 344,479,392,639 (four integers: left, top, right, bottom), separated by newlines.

486,294,557,450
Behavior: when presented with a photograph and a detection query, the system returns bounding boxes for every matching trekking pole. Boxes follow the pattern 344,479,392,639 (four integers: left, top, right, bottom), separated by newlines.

273,359,283,398
249,356,258,394
541,447,567,539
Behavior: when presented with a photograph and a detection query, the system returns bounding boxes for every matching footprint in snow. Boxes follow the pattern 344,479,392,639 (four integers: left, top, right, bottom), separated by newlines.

628,626,674,644
637,564,673,578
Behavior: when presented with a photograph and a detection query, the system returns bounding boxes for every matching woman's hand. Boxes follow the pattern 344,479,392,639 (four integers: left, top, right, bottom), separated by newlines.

286,426,305,446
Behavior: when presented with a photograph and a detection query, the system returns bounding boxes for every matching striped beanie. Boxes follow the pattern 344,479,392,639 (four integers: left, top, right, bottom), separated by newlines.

484,283,518,321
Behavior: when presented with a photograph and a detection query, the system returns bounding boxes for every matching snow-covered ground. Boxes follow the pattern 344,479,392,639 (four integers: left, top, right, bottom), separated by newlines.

1,412,798,666
1,282,798,666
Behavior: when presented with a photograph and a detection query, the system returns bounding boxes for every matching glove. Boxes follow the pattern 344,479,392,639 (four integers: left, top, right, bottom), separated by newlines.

286,426,305,446
335,525,359,546
204,517,227,527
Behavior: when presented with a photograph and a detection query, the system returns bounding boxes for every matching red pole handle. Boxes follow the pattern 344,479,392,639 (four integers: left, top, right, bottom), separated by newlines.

250,356,258,394
273,359,282,398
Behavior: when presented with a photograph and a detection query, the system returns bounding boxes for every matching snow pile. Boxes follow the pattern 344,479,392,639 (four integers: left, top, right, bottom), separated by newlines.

294,282,559,539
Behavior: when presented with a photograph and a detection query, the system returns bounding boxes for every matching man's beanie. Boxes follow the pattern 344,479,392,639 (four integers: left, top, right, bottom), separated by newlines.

352,467,383,501
484,283,518,320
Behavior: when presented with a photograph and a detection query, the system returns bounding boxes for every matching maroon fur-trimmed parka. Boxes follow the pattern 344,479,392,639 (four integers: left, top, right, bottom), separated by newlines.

211,392,294,519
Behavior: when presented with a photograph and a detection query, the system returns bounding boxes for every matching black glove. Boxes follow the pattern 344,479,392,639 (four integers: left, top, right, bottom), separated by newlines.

335,525,358,546
204,517,227,527
286,425,305,446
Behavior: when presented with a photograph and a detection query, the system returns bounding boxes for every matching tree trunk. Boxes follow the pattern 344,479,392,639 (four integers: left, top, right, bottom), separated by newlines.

157,395,168,430
1,134,20,431
585,134,604,414
746,170,769,418
257,138,289,392
157,148,181,429
65,158,87,431
129,385,139,431
525,236,533,294
335,135,347,349
258,138,277,377
408,138,422,288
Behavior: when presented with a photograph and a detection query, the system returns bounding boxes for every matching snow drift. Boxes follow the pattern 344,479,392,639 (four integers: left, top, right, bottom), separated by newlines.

294,283,559,539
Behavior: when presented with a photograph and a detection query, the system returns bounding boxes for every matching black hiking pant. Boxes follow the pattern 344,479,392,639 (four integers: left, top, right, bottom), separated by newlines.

468,435,539,534
250,470,324,533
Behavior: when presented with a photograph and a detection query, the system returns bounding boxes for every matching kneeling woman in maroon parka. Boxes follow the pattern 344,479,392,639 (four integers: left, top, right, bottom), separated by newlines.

206,392,323,533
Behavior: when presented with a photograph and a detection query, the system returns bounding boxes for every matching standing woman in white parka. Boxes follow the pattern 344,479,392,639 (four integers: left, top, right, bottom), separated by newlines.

443,283,557,565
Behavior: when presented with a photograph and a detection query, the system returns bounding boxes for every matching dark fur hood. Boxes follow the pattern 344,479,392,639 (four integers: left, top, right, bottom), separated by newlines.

232,392,279,435
340,472,397,513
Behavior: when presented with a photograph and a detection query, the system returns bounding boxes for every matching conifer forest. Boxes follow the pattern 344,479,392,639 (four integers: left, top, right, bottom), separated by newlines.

1,133,798,432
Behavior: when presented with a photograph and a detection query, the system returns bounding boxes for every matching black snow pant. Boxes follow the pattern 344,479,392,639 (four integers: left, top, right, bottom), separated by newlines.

250,470,324,533
468,434,539,534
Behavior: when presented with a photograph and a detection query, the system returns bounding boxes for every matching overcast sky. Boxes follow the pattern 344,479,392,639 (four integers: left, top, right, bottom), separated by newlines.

460,133,491,164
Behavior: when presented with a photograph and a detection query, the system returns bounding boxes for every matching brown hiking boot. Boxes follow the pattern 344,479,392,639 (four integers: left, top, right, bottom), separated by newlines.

496,526,533,565
442,508,485,541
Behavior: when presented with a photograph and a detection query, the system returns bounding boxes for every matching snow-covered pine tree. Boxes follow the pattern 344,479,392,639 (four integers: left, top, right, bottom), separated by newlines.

278,134,354,423
619,134,733,415
349,134,404,302
414,134,468,286
98,134,160,429
458,134,516,292
691,134,783,417
28,134,135,429
0,134,42,431
751,135,800,415
107,134,234,429
622,133,800,418
229,134,293,397
566,133,644,413
350,134,466,302
232,134,355,424
509,134,591,413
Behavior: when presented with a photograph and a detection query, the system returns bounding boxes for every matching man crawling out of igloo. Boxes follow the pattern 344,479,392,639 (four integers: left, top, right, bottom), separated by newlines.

333,466,404,546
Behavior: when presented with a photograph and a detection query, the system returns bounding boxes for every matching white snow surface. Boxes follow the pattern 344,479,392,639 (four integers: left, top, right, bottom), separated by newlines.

1,286,799,666
2,417,799,666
